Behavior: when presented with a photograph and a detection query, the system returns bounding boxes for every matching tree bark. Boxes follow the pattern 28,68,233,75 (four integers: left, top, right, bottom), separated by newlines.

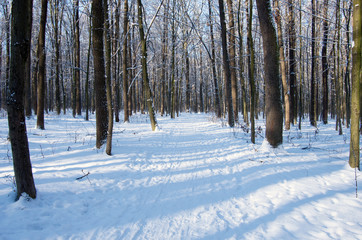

288,0,297,124
226,0,239,122
310,0,317,127
321,0,329,124
92,0,108,148
137,0,158,131
349,0,361,169
273,0,290,130
218,0,234,127
74,0,81,116
208,0,222,118
247,0,255,143
104,0,113,155
36,0,48,130
8,0,36,199
123,0,130,122
256,0,283,147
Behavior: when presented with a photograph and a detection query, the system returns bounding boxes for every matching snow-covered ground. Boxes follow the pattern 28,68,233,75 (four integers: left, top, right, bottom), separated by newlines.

0,112,361,240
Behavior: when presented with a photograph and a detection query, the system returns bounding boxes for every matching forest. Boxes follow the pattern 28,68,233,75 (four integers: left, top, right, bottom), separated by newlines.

1,0,362,196
0,0,362,238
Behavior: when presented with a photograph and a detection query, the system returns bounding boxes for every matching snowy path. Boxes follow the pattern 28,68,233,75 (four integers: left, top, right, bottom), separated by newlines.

0,113,361,239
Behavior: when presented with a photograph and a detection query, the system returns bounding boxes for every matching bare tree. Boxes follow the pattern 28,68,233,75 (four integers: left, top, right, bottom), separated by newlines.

36,0,48,130
92,0,108,148
137,0,158,131
8,0,36,199
218,0,234,127
256,0,283,147
349,0,361,169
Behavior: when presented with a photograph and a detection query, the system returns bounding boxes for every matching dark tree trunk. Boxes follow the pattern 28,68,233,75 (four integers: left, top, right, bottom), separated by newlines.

36,0,48,130
74,0,81,115
123,0,130,123
92,0,108,148
321,0,329,124
208,0,222,118
8,0,36,200
218,0,234,127
256,0,283,147
310,0,317,127
226,0,238,122
288,0,297,124
104,0,113,155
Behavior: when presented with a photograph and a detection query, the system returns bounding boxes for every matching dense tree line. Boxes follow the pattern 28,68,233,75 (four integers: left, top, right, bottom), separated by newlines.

2,0,361,198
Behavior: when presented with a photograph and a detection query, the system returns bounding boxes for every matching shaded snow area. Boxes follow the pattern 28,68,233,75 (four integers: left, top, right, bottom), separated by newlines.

0,112,361,240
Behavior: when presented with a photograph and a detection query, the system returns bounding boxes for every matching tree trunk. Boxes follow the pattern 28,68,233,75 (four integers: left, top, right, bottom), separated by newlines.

226,0,239,122
170,0,176,119
113,1,120,122
310,0,317,127
92,0,108,148
85,7,92,121
36,0,48,130
273,0,290,130
256,0,283,147
321,0,329,124
104,0,113,155
288,0,297,125
349,0,361,169
74,0,81,116
7,0,36,200
247,0,256,143
123,0,130,122
218,0,234,127
137,0,158,131
237,0,248,125
208,0,222,118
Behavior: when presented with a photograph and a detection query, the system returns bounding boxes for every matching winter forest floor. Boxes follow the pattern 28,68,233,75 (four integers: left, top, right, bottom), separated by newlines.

0,111,361,240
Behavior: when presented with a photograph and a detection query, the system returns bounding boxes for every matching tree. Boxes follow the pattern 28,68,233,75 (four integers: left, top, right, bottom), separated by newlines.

256,0,283,147
247,0,256,143
349,0,361,169
288,0,297,124
123,0,130,123
7,0,36,199
310,0,317,127
74,0,81,116
92,0,108,148
273,0,290,130
208,0,222,118
218,0,234,127
137,0,158,131
226,0,239,122
36,0,48,130
321,0,329,124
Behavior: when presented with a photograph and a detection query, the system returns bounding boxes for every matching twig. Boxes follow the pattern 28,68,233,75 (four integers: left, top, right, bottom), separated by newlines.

76,169,90,181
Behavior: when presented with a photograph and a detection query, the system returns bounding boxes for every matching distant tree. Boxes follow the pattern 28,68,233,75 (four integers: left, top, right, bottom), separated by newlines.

256,0,283,147
349,0,360,169
226,0,238,122
36,0,48,130
7,0,36,199
123,0,130,123
247,0,256,143
218,0,234,127
208,0,222,118
273,0,290,130
137,0,158,131
92,0,108,148
74,0,81,116
321,0,329,124
310,0,317,127
288,0,297,124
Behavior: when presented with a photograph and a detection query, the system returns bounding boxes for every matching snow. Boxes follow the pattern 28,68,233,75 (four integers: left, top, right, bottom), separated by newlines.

0,112,361,240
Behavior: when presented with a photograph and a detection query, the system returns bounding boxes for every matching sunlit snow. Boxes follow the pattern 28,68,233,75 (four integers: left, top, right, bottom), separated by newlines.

0,111,361,239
